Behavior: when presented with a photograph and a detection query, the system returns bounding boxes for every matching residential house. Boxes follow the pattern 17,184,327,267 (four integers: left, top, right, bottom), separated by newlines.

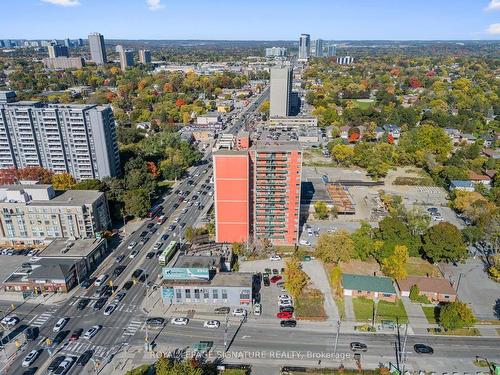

383,124,401,139
339,126,350,140
449,180,475,192
397,276,456,303
460,133,477,144
469,170,491,187
479,134,495,148
482,148,500,160
444,128,462,145
342,274,397,302
485,169,497,180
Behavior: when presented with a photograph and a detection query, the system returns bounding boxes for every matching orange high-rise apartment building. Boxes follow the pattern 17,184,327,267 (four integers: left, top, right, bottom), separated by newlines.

213,134,302,246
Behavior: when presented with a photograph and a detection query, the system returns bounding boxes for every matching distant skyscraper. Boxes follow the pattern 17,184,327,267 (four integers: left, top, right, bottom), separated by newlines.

0,41,4,48
327,44,337,57
265,47,287,57
64,38,71,48
47,43,69,58
298,34,310,61
270,66,293,117
139,49,152,64
314,39,324,57
117,45,134,71
77,38,84,47
88,32,107,65
3,40,11,48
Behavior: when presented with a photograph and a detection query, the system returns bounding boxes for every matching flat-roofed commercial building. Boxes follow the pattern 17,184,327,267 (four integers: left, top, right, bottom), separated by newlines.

0,185,111,245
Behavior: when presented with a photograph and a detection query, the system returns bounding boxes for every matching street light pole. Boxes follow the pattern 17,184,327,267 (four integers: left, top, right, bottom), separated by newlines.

333,320,341,357
401,323,408,373
223,313,229,353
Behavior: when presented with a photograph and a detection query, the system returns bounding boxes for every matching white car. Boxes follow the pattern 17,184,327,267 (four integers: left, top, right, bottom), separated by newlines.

269,255,281,261
1,315,19,327
279,300,293,307
22,349,40,367
53,317,70,332
173,217,180,223
153,242,163,251
127,241,137,250
170,317,189,326
83,325,101,339
253,303,262,316
129,250,139,259
54,356,75,375
203,320,220,329
103,304,117,316
278,294,290,300
94,274,108,286
299,240,311,246
232,308,247,317
307,228,313,236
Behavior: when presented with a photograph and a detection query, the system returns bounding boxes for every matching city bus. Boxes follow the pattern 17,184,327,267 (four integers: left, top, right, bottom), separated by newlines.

147,205,162,219
159,241,178,266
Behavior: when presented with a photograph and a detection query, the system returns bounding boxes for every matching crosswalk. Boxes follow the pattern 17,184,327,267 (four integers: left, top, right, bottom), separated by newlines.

121,319,144,337
58,341,112,359
417,186,442,194
67,298,138,313
29,308,57,328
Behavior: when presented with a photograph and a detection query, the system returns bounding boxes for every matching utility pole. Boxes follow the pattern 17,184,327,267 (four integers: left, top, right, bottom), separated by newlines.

223,313,229,352
401,323,408,373
333,320,341,357
456,273,463,293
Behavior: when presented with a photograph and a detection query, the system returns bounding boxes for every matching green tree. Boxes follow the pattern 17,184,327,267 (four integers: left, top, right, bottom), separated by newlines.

51,173,76,190
72,179,104,191
422,222,467,263
330,144,354,166
232,242,244,255
329,265,343,297
314,200,330,219
405,206,431,236
184,227,195,242
315,230,355,264
409,284,420,301
284,257,309,298
376,216,421,260
439,300,476,330
381,244,409,279
351,221,375,260
123,189,151,218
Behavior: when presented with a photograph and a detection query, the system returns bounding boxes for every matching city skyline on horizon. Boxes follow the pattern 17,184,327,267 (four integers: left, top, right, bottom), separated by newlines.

2,0,500,41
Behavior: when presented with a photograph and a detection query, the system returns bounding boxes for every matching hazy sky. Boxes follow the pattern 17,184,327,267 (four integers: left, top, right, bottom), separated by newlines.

2,0,500,40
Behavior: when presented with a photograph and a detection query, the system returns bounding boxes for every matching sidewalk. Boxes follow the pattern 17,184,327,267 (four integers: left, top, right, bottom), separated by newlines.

401,297,429,335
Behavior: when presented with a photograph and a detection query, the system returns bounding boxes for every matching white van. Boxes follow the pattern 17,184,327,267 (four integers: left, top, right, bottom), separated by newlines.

94,274,108,287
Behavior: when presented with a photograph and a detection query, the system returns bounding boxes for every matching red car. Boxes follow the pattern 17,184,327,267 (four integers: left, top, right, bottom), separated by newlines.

270,275,282,283
69,328,83,341
276,311,293,319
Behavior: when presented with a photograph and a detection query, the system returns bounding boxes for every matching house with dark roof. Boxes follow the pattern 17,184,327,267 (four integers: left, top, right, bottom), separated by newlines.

397,276,456,303
342,274,397,302
450,180,475,192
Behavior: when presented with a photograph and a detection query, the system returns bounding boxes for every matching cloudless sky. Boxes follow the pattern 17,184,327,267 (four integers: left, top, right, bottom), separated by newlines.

2,0,500,40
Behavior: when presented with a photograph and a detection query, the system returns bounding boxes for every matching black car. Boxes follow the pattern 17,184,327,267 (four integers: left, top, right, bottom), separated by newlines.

192,195,198,200
214,307,230,315
279,306,294,313
149,227,158,234
48,356,66,372
173,203,179,209
350,342,368,352
179,222,186,229
79,279,91,289
132,269,143,279
139,231,148,238
280,320,297,328
414,344,434,354
138,273,148,282
115,254,125,263
123,280,134,290
93,297,108,310
76,350,93,367
76,298,90,311
146,317,165,327
22,369,37,375
24,326,39,341
112,265,126,277
146,252,155,259
52,330,70,346
263,277,270,287
101,285,113,297
161,234,169,241
147,223,155,229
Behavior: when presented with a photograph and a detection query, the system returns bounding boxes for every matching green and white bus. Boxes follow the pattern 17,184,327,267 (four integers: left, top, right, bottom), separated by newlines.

159,241,178,266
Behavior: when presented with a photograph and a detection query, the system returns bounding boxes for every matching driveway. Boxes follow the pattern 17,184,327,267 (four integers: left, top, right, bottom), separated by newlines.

440,258,500,320
301,260,339,322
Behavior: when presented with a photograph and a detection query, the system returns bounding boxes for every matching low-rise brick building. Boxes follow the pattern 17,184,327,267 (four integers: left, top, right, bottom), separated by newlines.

342,274,397,302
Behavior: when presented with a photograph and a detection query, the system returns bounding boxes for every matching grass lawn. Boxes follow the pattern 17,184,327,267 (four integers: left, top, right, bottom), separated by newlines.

428,327,480,336
295,288,327,320
422,305,440,324
286,368,388,374
352,298,408,323
406,257,442,277
158,180,174,188
377,300,408,324
334,297,345,319
340,98,376,110
352,297,374,322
